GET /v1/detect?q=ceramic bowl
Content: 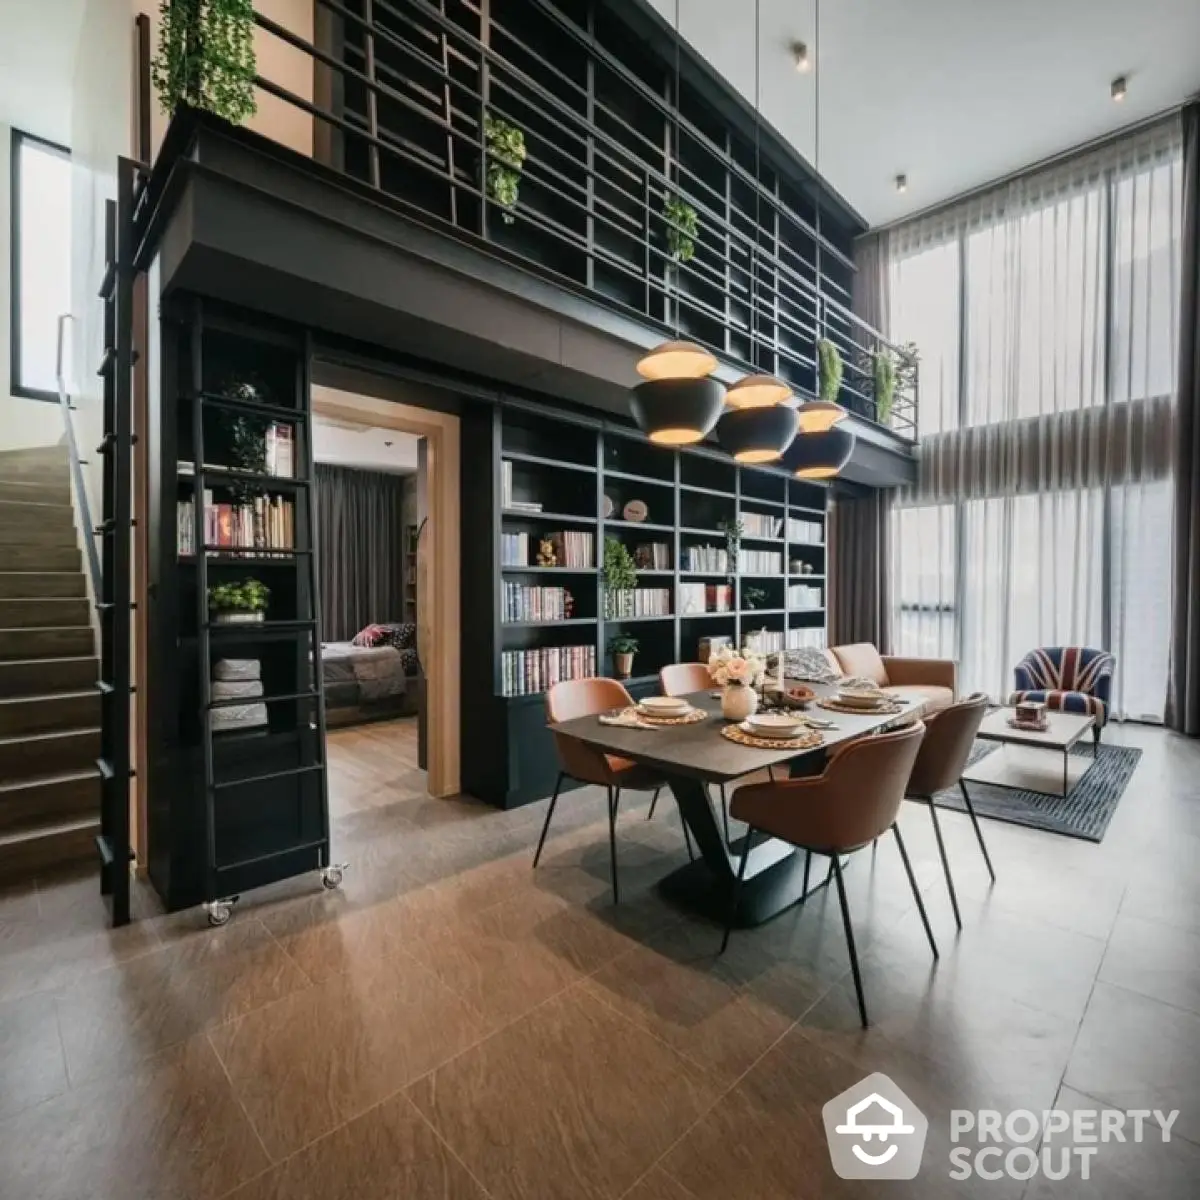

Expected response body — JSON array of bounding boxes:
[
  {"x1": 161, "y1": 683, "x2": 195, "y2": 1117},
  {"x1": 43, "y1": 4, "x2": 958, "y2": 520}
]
[{"x1": 745, "y1": 712, "x2": 804, "y2": 738}]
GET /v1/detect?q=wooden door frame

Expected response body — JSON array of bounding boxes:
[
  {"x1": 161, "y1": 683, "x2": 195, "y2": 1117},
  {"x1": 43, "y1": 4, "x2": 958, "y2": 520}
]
[{"x1": 310, "y1": 385, "x2": 461, "y2": 796}]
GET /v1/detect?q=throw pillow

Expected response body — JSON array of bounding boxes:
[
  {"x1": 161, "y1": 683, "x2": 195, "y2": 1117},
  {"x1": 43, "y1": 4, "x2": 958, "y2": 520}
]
[
  {"x1": 773, "y1": 646, "x2": 840, "y2": 683},
  {"x1": 378, "y1": 622, "x2": 416, "y2": 650},
  {"x1": 351, "y1": 624, "x2": 387, "y2": 648},
  {"x1": 399, "y1": 647, "x2": 420, "y2": 675}
]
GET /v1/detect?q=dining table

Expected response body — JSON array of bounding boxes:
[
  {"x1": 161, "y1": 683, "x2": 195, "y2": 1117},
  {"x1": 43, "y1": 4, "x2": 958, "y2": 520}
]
[{"x1": 547, "y1": 683, "x2": 927, "y2": 927}]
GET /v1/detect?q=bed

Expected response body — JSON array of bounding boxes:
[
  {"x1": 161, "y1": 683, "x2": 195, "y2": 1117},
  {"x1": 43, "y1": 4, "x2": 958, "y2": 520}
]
[{"x1": 321, "y1": 627, "x2": 421, "y2": 727}]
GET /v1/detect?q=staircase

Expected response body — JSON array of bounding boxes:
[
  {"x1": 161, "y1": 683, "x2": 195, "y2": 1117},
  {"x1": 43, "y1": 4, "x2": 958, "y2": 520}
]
[{"x1": 0, "y1": 444, "x2": 100, "y2": 878}]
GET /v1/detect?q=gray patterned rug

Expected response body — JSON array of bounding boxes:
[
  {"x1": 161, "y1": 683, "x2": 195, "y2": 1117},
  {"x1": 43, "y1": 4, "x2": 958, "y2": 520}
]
[{"x1": 934, "y1": 741, "x2": 1141, "y2": 843}]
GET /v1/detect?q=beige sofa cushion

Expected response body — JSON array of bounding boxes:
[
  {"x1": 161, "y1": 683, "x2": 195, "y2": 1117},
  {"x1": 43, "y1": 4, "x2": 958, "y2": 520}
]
[
  {"x1": 886, "y1": 683, "x2": 955, "y2": 715},
  {"x1": 828, "y1": 643, "x2": 889, "y2": 686}
]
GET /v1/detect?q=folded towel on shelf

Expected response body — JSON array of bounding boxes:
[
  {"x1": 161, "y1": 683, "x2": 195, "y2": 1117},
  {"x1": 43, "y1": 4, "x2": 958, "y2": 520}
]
[
  {"x1": 213, "y1": 658, "x2": 262, "y2": 683},
  {"x1": 211, "y1": 703, "x2": 268, "y2": 732},
  {"x1": 211, "y1": 679, "x2": 264, "y2": 701}
]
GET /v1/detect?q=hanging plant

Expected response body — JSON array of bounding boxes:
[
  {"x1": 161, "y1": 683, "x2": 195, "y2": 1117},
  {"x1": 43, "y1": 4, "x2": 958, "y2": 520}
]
[
  {"x1": 817, "y1": 338, "x2": 844, "y2": 405},
  {"x1": 663, "y1": 194, "x2": 698, "y2": 263},
  {"x1": 873, "y1": 350, "x2": 897, "y2": 425},
  {"x1": 151, "y1": 0, "x2": 258, "y2": 125},
  {"x1": 484, "y1": 116, "x2": 527, "y2": 224}
]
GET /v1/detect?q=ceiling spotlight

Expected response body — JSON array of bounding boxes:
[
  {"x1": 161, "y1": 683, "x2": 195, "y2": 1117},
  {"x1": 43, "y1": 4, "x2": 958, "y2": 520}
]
[
  {"x1": 791, "y1": 42, "x2": 810, "y2": 73},
  {"x1": 1111, "y1": 75, "x2": 1127, "y2": 102},
  {"x1": 895, "y1": 173, "x2": 908, "y2": 194}
]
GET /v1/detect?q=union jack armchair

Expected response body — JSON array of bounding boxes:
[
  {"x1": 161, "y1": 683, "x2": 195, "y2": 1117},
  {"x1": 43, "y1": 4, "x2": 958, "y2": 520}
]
[{"x1": 1010, "y1": 646, "x2": 1115, "y2": 744}]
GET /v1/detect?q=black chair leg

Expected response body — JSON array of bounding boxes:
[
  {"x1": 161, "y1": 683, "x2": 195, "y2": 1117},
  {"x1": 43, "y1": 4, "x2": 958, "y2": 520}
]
[
  {"x1": 532, "y1": 772, "x2": 564, "y2": 868},
  {"x1": 606, "y1": 786, "x2": 621, "y2": 904},
  {"x1": 720, "y1": 827, "x2": 754, "y2": 954},
  {"x1": 927, "y1": 799, "x2": 962, "y2": 930},
  {"x1": 958, "y1": 780, "x2": 995, "y2": 882},
  {"x1": 832, "y1": 856, "x2": 869, "y2": 1028},
  {"x1": 1093, "y1": 725, "x2": 1101, "y2": 751},
  {"x1": 893, "y1": 822, "x2": 939, "y2": 960},
  {"x1": 801, "y1": 849, "x2": 812, "y2": 899},
  {"x1": 682, "y1": 817, "x2": 695, "y2": 862},
  {"x1": 719, "y1": 785, "x2": 731, "y2": 846},
  {"x1": 647, "y1": 787, "x2": 661, "y2": 820}
]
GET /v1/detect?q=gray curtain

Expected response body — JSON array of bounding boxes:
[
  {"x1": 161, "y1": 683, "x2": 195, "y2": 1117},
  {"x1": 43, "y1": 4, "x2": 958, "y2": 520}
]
[
  {"x1": 1168, "y1": 103, "x2": 1200, "y2": 736},
  {"x1": 852, "y1": 230, "x2": 892, "y2": 338},
  {"x1": 315, "y1": 463, "x2": 407, "y2": 642},
  {"x1": 829, "y1": 490, "x2": 894, "y2": 652}
]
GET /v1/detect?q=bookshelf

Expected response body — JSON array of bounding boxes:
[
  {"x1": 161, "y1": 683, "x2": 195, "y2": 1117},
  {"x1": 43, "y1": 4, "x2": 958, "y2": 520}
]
[
  {"x1": 461, "y1": 401, "x2": 829, "y2": 808},
  {"x1": 404, "y1": 523, "x2": 419, "y2": 624},
  {"x1": 146, "y1": 300, "x2": 332, "y2": 913}
]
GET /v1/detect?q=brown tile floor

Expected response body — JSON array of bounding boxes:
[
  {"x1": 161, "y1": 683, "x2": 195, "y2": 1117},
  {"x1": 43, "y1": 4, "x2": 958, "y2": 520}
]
[{"x1": 1, "y1": 716, "x2": 1198, "y2": 1198}]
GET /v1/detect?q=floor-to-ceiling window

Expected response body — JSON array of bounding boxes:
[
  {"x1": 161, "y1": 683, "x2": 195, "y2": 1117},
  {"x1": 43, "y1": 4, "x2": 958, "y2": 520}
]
[{"x1": 887, "y1": 118, "x2": 1182, "y2": 720}]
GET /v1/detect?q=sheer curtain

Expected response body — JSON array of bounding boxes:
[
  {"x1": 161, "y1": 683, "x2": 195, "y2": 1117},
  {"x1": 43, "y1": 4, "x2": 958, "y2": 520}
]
[{"x1": 888, "y1": 118, "x2": 1182, "y2": 721}]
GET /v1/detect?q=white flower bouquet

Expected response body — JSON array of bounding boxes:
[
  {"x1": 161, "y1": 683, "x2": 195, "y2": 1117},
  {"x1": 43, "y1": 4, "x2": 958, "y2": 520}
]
[{"x1": 707, "y1": 645, "x2": 767, "y2": 688}]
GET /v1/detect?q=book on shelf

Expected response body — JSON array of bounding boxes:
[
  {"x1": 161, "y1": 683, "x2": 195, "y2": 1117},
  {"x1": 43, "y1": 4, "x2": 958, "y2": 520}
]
[
  {"x1": 787, "y1": 583, "x2": 824, "y2": 609},
  {"x1": 744, "y1": 628, "x2": 785, "y2": 653},
  {"x1": 678, "y1": 582, "x2": 732, "y2": 614},
  {"x1": 604, "y1": 588, "x2": 670, "y2": 619},
  {"x1": 264, "y1": 423, "x2": 294, "y2": 478},
  {"x1": 742, "y1": 512, "x2": 783, "y2": 539},
  {"x1": 177, "y1": 493, "x2": 296, "y2": 557},
  {"x1": 500, "y1": 460, "x2": 543, "y2": 512},
  {"x1": 706, "y1": 584, "x2": 733, "y2": 612},
  {"x1": 500, "y1": 530, "x2": 594, "y2": 568},
  {"x1": 683, "y1": 544, "x2": 729, "y2": 573},
  {"x1": 786, "y1": 516, "x2": 824, "y2": 545},
  {"x1": 738, "y1": 548, "x2": 783, "y2": 575},
  {"x1": 501, "y1": 584, "x2": 574, "y2": 623},
  {"x1": 787, "y1": 626, "x2": 826, "y2": 650},
  {"x1": 501, "y1": 644, "x2": 596, "y2": 697},
  {"x1": 633, "y1": 542, "x2": 671, "y2": 570}
]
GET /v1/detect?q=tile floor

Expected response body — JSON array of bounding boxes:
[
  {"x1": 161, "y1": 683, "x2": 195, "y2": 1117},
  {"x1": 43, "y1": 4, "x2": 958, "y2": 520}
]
[{"x1": 1, "y1": 717, "x2": 1198, "y2": 1198}]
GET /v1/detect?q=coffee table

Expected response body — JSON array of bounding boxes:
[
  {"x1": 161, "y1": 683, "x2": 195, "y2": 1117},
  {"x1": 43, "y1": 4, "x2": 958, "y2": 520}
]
[{"x1": 963, "y1": 708, "x2": 1097, "y2": 798}]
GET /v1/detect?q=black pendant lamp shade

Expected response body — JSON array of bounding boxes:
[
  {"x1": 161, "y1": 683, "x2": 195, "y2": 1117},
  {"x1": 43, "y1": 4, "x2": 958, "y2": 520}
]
[
  {"x1": 782, "y1": 425, "x2": 855, "y2": 478},
  {"x1": 716, "y1": 403, "x2": 799, "y2": 464},
  {"x1": 630, "y1": 377, "x2": 726, "y2": 446}
]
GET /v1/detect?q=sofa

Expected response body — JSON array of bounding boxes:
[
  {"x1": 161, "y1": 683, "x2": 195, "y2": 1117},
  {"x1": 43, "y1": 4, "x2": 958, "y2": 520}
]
[{"x1": 824, "y1": 643, "x2": 957, "y2": 715}]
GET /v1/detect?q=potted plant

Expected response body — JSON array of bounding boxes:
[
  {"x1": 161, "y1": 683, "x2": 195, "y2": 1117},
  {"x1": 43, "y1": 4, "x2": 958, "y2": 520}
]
[
  {"x1": 873, "y1": 350, "x2": 897, "y2": 425},
  {"x1": 707, "y1": 644, "x2": 767, "y2": 721},
  {"x1": 208, "y1": 578, "x2": 270, "y2": 624},
  {"x1": 151, "y1": 0, "x2": 258, "y2": 124},
  {"x1": 663, "y1": 194, "x2": 698, "y2": 263},
  {"x1": 742, "y1": 585, "x2": 767, "y2": 611},
  {"x1": 609, "y1": 633, "x2": 639, "y2": 680},
  {"x1": 484, "y1": 116, "x2": 527, "y2": 224},
  {"x1": 603, "y1": 535, "x2": 638, "y2": 619},
  {"x1": 817, "y1": 338, "x2": 844, "y2": 405},
  {"x1": 716, "y1": 517, "x2": 743, "y2": 585}
]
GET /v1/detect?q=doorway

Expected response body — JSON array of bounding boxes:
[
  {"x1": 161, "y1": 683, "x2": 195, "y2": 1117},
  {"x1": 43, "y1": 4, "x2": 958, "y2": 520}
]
[{"x1": 310, "y1": 380, "x2": 461, "y2": 798}]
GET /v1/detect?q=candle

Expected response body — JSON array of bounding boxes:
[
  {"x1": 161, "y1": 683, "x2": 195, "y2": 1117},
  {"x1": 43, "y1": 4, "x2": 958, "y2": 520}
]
[{"x1": 776, "y1": 648, "x2": 785, "y2": 691}]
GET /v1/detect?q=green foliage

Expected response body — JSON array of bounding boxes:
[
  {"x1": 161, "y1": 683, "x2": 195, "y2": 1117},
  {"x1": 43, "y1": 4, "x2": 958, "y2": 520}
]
[
  {"x1": 663, "y1": 195, "x2": 698, "y2": 263},
  {"x1": 603, "y1": 536, "x2": 639, "y2": 593},
  {"x1": 873, "y1": 351, "x2": 897, "y2": 424},
  {"x1": 817, "y1": 338, "x2": 844, "y2": 404},
  {"x1": 152, "y1": 0, "x2": 258, "y2": 124},
  {"x1": 208, "y1": 578, "x2": 270, "y2": 613},
  {"x1": 225, "y1": 413, "x2": 268, "y2": 474},
  {"x1": 742, "y1": 585, "x2": 767, "y2": 610},
  {"x1": 607, "y1": 633, "x2": 640, "y2": 655},
  {"x1": 895, "y1": 340, "x2": 920, "y2": 402},
  {"x1": 716, "y1": 518, "x2": 743, "y2": 584},
  {"x1": 484, "y1": 117, "x2": 527, "y2": 224}
]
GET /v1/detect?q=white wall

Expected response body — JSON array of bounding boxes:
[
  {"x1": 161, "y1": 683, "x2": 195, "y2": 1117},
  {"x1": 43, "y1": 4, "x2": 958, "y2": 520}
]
[{"x1": 0, "y1": 120, "x2": 69, "y2": 451}]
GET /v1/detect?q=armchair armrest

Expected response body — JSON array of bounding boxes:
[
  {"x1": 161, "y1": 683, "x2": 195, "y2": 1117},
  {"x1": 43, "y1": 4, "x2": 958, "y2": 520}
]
[{"x1": 882, "y1": 655, "x2": 957, "y2": 693}]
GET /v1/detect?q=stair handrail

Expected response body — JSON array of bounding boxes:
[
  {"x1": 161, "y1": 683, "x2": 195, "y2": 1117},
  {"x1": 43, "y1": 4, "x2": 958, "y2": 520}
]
[{"x1": 55, "y1": 313, "x2": 103, "y2": 599}]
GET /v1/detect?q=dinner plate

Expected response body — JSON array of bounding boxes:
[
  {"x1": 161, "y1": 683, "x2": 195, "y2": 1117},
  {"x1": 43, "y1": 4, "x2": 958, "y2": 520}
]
[
  {"x1": 743, "y1": 714, "x2": 805, "y2": 738},
  {"x1": 638, "y1": 696, "x2": 690, "y2": 715}
]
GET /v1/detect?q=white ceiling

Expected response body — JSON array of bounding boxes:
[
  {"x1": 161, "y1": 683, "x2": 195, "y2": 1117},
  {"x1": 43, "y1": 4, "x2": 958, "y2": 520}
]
[
  {"x1": 0, "y1": 0, "x2": 87, "y2": 143},
  {"x1": 313, "y1": 418, "x2": 420, "y2": 475},
  {"x1": 648, "y1": 0, "x2": 1200, "y2": 226}
]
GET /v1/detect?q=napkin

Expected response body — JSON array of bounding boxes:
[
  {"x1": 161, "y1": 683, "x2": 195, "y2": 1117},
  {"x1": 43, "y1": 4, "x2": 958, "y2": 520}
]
[{"x1": 598, "y1": 708, "x2": 659, "y2": 730}]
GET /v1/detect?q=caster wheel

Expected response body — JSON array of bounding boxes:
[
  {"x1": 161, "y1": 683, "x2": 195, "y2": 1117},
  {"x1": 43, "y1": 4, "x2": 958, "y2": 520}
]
[
  {"x1": 206, "y1": 901, "x2": 232, "y2": 927},
  {"x1": 321, "y1": 864, "x2": 346, "y2": 890}
]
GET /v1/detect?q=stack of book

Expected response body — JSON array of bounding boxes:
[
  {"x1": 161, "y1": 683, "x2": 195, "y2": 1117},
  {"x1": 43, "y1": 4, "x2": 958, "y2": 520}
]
[
  {"x1": 787, "y1": 583, "x2": 824, "y2": 610},
  {"x1": 684, "y1": 544, "x2": 728, "y2": 573},
  {"x1": 787, "y1": 626, "x2": 826, "y2": 650},
  {"x1": 502, "y1": 645, "x2": 596, "y2": 697},
  {"x1": 745, "y1": 628, "x2": 785, "y2": 653},
  {"x1": 678, "y1": 582, "x2": 732, "y2": 613},
  {"x1": 502, "y1": 584, "x2": 573, "y2": 623},
  {"x1": 786, "y1": 517, "x2": 824, "y2": 544},
  {"x1": 739, "y1": 548, "x2": 783, "y2": 575},
  {"x1": 177, "y1": 493, "x2": 295, "y2": 556},
  {"x1": 743, "y1": 512, "x2": 783, "y2": 538},
  {"x1": 501, "y1": 531, "x2": 532, "y2": 566},
  {"x1": 501, "y1": 460, "x2": 543, "y2": 513},
  {"x1": 634, "y1": 542, "x2": 670, "y2": 570},
  {"x1": 605, "y1": 588, "x2": 670, "y2": 618},
  {"x1": 549, "y1": 531, "x2": 594, "y2": 567}
]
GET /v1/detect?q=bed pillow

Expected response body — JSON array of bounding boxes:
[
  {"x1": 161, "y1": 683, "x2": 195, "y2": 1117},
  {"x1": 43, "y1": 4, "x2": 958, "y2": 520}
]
[
  {"x1": 377, "y1": 622, "x2": 416, "y2": 650},
  {"x1": 351, "y1": 624, "x2": 387, "y2": 647}
]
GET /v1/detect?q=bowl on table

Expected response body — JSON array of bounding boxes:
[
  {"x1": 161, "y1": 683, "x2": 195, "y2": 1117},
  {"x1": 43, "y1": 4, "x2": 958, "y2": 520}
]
[
  {"x1": 783, "y1": 684, "x2": 816, "y2": 709},
  {"x1": 638, "y1": 695, "x2": 692, "y2": 718},
  {"x1": 744, "y1": 712, "x2": 805, "y2": 739},
  {"x1": 835, "y1": 684, "x2": 891, "y2": 710}
]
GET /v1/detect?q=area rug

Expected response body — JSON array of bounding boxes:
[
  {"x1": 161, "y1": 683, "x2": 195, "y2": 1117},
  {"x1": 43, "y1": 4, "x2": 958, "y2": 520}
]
[{"x1": 933, "y1": 741, "x2": 1142, "y2": 843}]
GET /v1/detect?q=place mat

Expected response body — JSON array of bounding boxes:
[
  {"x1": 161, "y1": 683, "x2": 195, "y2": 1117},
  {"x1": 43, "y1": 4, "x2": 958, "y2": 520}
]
[
  {"x1": 818, "y1": 697, "x2": 906, "y2": 716},
  {"x1": 635, "y1": 706, "x2": 708, "y2": 726},
  {"x1": 720, "y1": 724, "x2": 824, "y2": 751}
]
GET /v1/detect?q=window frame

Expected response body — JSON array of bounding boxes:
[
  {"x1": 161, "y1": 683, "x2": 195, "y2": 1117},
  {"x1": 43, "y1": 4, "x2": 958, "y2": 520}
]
[{"x1": 9, "y1": 127, "x2": 72, "y2": 403}]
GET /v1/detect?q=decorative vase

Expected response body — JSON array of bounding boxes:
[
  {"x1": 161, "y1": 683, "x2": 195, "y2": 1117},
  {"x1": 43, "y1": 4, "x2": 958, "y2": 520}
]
[
  {"x1": 614, "y1": 651, "x2": 634, "y2": 679},
  {"x1": 213, "y1": 610, "x2": 265, "y2": 625},
  {"x1": 721, "y1": 682, "x2": 758, "y2": 722}
]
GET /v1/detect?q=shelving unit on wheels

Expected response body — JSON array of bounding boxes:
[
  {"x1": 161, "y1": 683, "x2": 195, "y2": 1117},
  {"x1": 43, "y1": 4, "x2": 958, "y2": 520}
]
[
  {"x1": 148, "y1": 298, "x2": 343, "y2": 922},
  {"x1": 461, "y1": 400, "x2": 829, "y2": 809}
]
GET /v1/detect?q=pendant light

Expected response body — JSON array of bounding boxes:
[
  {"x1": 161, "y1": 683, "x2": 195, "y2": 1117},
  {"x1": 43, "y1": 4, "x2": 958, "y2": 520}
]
[
  {"x1": 716, "y1": 0, "x2": 797, "y2": 462},
  {"x1": 793, "y1": 0, "x2": 849, "y2": 445},
  {"x1": 627, "y1": 0, "x2": 724, "y2": 445},
  {"x1": 782, "y1": 424, "x2": 855, "y2": 478}
]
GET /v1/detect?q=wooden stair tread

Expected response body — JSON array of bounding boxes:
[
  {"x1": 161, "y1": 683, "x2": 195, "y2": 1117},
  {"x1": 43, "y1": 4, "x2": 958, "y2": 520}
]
[
  {"x1": 0, "y1": 625, "x2": 93, "y2": 634},
  {"x1": 0, "y1": 817, "x2": 99, "y2": 849},
  {"x1": 0, "y1": 689, "x2": 99, "y2": 705},
  {"x1": 0, "y1": 766, "x2": 100, "y2": 793},
  {"x1": 0, "y1": 725, "x2": 101, "y2": 746},
  {"x1": 0, "y1": 655, "x2": 96, "y2": 667}
]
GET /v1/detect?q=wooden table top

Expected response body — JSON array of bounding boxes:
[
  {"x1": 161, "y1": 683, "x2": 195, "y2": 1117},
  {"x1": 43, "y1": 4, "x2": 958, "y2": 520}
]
[{"x1": 548, "y1": 686, "x2": 927, "y2": 784}]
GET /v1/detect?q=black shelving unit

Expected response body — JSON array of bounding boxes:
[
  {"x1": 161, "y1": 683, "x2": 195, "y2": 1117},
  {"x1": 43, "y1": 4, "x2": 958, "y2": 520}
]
[
  {"x1": 461, "y1": 399, "x2": 828, "y2": 808},
  {"x1": 146, "y1": 300, "x2": 339, "y2": 917}
]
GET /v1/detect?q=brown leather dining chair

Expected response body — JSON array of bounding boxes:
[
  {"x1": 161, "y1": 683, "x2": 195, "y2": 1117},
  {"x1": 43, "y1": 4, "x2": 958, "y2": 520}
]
[
  {"x1": 721, "y1": 722, "x2": 937, "y2": 1027},
  {"x1": 537, "y1": 677, "x2": 677, "y2": 903},
  {"x1": 904, "y1": 692, "x2": 995, "y2": 931}
]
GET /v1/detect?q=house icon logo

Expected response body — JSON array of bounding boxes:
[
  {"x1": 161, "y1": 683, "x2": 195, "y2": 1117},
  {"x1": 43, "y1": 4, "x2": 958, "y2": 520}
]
[{"x1": 822, "y1": 1073, "x2": 928, "y2": 1180}]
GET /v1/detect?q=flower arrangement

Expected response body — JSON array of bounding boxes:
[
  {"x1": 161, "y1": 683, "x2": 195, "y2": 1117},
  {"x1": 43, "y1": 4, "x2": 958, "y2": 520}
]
[{"x1": 707, "y1": 645, "x2": 766, "y2": 689}]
